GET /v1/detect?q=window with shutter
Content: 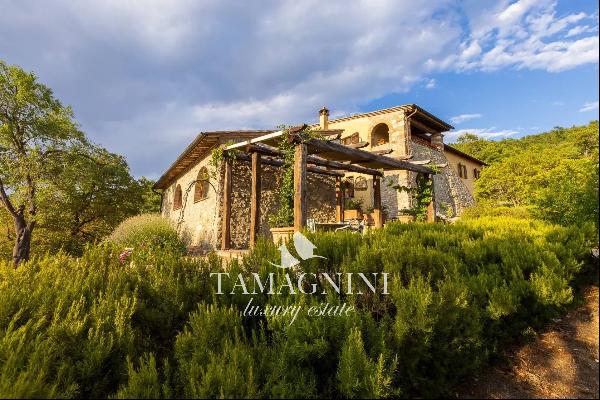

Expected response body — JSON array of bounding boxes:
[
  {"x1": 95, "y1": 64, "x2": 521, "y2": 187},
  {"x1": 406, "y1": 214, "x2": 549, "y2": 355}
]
[
  {"x1": 173, "y1": 184, "x2": 183, "y2": 210},
  {"x1": 194, "y1": 167, "x2": 210, "y2": 202}
]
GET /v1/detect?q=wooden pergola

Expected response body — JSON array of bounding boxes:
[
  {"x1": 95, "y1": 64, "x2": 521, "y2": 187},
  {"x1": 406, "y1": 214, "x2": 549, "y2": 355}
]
[{"x1": 219, "y1": 127, "x2": 435, "y2": 250}]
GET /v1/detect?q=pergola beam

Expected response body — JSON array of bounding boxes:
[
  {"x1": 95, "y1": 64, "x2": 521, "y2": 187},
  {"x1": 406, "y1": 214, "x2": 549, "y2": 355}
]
[
  {"x1": 346, "y1": 141, "x2": 369, "y2": 149},
  {"x1": 300, "y1": 138, "x2": 434, "y2": 174},
  {"x1": 224, "y1": 129, "x2": 433, "y2": 174},
  {"x1": 234, "y1": 152, "x2": 344, "y2": 177},
  {"x1": 241, "y1": 144, "x2": 384, "y2": 176},
  {"x1": 309, "y1": 156, "x2": 384, "y2": 177}
]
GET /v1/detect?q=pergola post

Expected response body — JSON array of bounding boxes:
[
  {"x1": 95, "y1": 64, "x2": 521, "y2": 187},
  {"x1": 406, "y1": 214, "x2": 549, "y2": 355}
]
[
  {"x1": 221, "y1": 158, "x2": 232, "y2": 250},
  {"x1": 294, "y1": 143, "x2": 307, "y2": 231},
  {"x1": 335, "y1": 176, "x2": 345, "y2": 222},
  {"x1": 250, "y1": 152, "x2": 261, "y2": 247},
  {"x1": 373, "y1": 175, "x2": 383, "y2": 228}
]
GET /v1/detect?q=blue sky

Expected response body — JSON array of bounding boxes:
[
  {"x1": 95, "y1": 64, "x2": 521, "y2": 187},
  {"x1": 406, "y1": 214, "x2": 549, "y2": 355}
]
[{"x1": 0, "y1": 0, "x2": 598, "y2": 178}]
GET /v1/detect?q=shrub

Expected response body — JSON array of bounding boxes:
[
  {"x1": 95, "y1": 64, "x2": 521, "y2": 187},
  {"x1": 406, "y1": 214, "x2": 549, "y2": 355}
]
[
  {"x1": 106, "y1": 214, "x2": 185, "y2": 254},
  {"x1": 0, "y1": 215, "x2": 595, "y2": 398},
  {"x1": 114, "y1": 354, "x2": 164, "y2": 399},
  {"x1": 461, "y1": 202, "x2": 532, "y2": 219},
  {"x1": 0, "y1": 243, "x2": 219, "y2": 398}
]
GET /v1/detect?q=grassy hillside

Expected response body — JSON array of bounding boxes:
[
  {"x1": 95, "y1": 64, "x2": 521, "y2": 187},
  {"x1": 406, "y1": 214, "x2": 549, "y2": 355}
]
[{"x1": 452, "y1": 122, "x2": 599, "y2": 229}]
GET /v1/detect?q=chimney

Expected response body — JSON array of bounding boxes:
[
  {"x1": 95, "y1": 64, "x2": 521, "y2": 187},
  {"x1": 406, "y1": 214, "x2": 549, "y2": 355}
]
[
  {"x1": 319, "y1": 106, "x2": 329, "y2": 130},
  {"x1": 431, "y1": 132, "x2": 444, "y2": 151}
]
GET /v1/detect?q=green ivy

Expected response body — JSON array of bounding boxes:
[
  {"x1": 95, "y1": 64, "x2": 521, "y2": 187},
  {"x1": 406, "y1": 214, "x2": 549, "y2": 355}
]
[
  {"x1": 268, "y1": 126, "x2": 324, "y2": 228},
  {"x1": 391, "y1": 171, "x2": 436, "y2": 222},
  {"x1": 208, "y1": 141, "x2": 237, "y2": 180}
]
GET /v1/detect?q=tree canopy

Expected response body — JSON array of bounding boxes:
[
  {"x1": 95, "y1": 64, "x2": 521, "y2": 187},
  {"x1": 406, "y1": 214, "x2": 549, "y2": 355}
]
[
  {"x1": 0, "y1": 60, "x2": 160, "y2": 262},
  {"x1": 453, "y1": 122, "x2": 599, "y2": 228}
]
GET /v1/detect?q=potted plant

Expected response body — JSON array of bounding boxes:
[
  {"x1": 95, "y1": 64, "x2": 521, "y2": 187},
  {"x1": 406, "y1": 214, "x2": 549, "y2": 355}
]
[
  {"x1": 397, "y1": 209, "x2": 416, "y2": 223},
  {"x1": 363, "y1": 205, "x2": 387, "y2": 225},
  {"x1": 344, "y1": 199, "x2": 363, "y2": 220},
  {"x1": 269, "y1": 203, "x2": 295, "y2": 244}
]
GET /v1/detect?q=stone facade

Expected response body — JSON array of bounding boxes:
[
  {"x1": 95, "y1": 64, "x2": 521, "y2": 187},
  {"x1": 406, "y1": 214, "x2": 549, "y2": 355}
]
[
  {"x1": 161, "y1": 155, "x2": 220, "y2": 249},
  {"x1": 325, "y1": 106, "x2": 482, "y2": 221},
  {"x1": 444, "y1": 149, "x2": 482, "y2": 196},
  {"x1": 158, "y1": 105, "x2": 485, "y2": 249},
  {"x1": 161, "y1": 152, "x2": 337, "y2": 250},
  {"x1": 225, "y1": 161, "x2": 336, "y2": 249},
  {"x1": 410, "y1": 140, "x2": 474, "y2": 217}
]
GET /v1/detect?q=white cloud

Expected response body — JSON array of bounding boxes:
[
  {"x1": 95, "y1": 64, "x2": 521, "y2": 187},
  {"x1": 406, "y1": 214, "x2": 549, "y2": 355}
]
[
  {"x1": 438, "y1": 0, "x2": 600, "y2": 73},
  {"x1": 566, "y1": 25, "x2": 597, "y2": 37},
  {"x1": 0, "y1": 0, "x2": 597, "y2": 176},
  {"x1": 579, "y1": 101, "x2": 599, "y2": 112},
  {"x1": 450, "y1": 113, "x2": 483, "y2": 124},
  {"x1": 446, "y1": 127, "x2": 519, "y2": 143}
]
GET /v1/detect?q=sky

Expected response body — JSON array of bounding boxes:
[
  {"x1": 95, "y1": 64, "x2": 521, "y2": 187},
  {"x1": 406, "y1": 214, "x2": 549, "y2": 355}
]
[{"x1": 0, "y1": 0, "x2": 598, "y2": 178}]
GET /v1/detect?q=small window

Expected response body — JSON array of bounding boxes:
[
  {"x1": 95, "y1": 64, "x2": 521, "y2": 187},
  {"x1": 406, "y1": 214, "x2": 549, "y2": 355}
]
[
  {"x1": 354, "y1": 176, "x2": 368, "y2": 191},
  {"x1": 473, "y1": 168, "x2": 480, "y2": 179},
  {"x1": 458, "y1": 163, "x2": 468, "y2": 179},
  {"x1": 194, "y1": 167, "x2": 210, "y2": 202},
  {"x1": 173, "y1": 184, "x2": 183, "y2": 210},
  {"x1": 342, "y1": 132, "x2": 360, "y2": 146}
]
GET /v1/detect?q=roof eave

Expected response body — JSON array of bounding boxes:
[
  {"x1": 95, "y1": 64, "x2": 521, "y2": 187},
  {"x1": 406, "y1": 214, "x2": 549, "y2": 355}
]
[{"x1": 444, "y1": 144, "x2": 488, "y2": 166}]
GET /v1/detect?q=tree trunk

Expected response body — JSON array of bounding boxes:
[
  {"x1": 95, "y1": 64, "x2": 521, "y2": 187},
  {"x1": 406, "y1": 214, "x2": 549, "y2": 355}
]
[{"x1": 12, "y1": 213, "x2": 34, "y2": 268}]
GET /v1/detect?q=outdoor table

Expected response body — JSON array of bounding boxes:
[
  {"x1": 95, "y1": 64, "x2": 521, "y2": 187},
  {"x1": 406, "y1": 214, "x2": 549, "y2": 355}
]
[{"x1": 314, "y1": 222, "x2": 351, "y2": 231}]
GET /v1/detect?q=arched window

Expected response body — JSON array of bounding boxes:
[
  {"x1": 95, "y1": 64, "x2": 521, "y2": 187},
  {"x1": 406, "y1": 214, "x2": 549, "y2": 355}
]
[
  {"x1": 371, "y1": 123, "x2": 390, "y2": 146},
  {"x1": 194, "y1": 167, "x2": 210, "y2": 202},
  {"x1": 173, "y1": 184, "x2": 183, "y2": 210}
]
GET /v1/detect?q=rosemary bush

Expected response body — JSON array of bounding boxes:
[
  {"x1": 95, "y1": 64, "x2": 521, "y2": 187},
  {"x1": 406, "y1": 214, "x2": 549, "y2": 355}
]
[{"x1": 0, "y1": 215, "x2": 595, "y2": 398}]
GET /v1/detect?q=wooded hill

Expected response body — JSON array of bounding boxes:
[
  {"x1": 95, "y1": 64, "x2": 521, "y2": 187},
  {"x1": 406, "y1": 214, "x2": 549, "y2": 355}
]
[{"x1": 452, "y1": 121, "x2": 599, "y2": 229}]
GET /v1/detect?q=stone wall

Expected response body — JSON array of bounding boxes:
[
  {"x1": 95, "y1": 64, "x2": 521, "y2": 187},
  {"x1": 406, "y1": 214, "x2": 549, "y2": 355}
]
[
  {"x1": 410, "y1": 140, "x2": 475, "y2": 217},
  {"x1": 226, "y1": 161, "x2": 336, "y2": 249},
  {"x1": 381, "y1": 174, "x2": 400, "y2": 219}
]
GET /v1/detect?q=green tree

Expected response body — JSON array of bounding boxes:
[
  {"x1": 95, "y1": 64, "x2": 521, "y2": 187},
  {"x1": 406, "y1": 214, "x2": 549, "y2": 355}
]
[
  {"x1": 136, "y1": 177, "x2": 162, "y2": 214},
  {"x1": 0, "y1": 60, "x2": 84, "y2": 265},
  {"x1": 36, "y1": 145, "x2": 146, "y2": 255},
  {"x1": 459, "y1": 121, "x2": 599, "y2": 229},
  {"x1": 456, "y1": 132, "x2": 481, "y2": 144}
]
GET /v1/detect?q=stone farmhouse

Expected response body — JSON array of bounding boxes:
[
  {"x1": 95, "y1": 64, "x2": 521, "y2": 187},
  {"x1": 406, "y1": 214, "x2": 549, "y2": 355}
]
[{"x1": 153, "y1": 104, "x2": 486, "y2": 251}]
